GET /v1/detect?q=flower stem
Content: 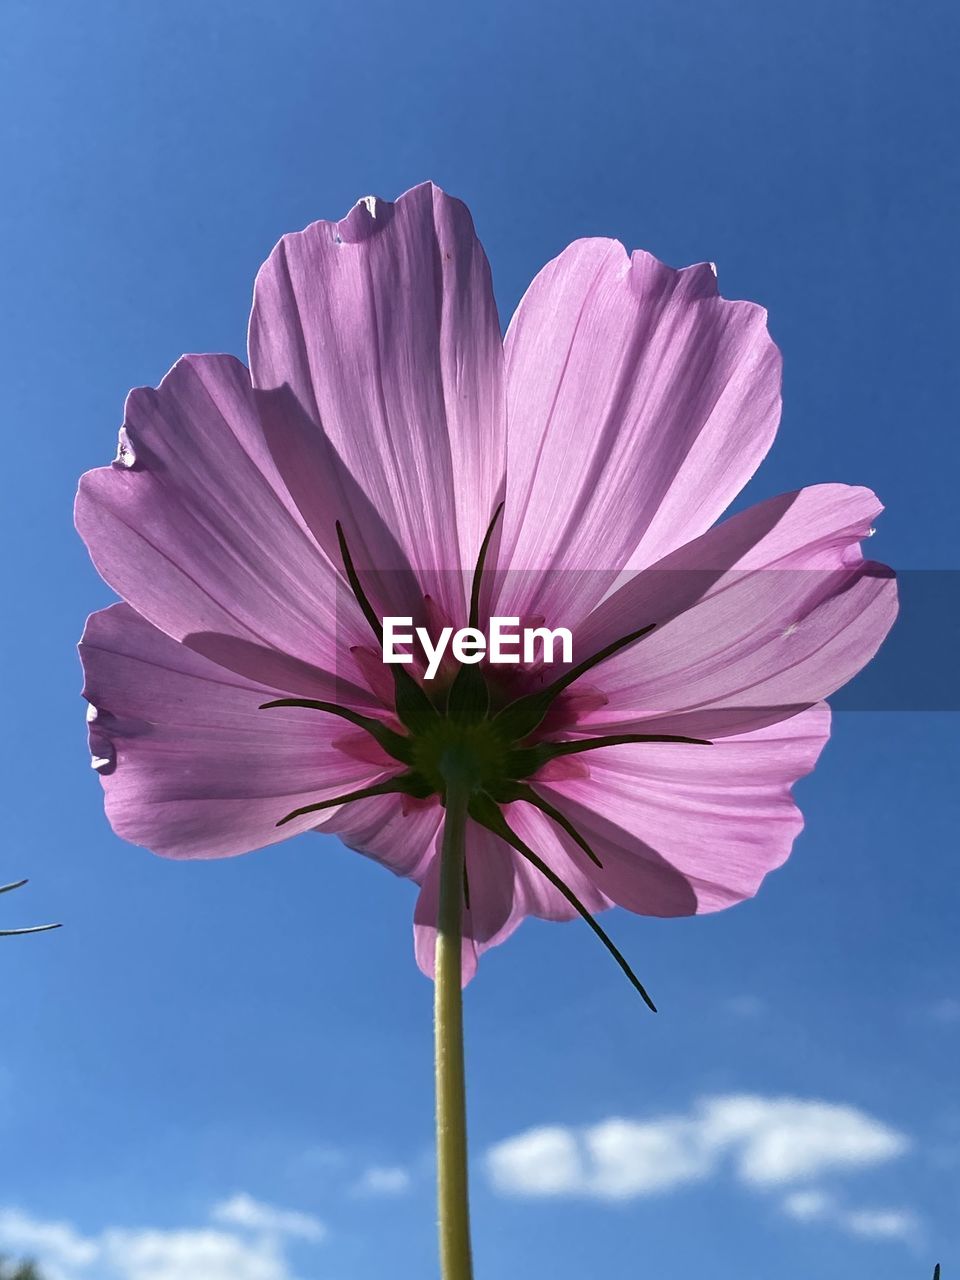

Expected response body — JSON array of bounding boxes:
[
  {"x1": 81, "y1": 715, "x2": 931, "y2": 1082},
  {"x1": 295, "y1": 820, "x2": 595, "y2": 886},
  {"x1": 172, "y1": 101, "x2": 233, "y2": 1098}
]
[{"x1": 435, "y1": 770, "x2": 474, "y2": 1280}]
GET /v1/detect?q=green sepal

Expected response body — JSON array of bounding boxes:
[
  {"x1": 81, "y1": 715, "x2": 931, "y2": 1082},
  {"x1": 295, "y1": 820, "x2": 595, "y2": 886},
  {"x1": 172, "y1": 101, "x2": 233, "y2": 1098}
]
[
  {"x1": 1, "y1": 924, "x2": 61, "y2": 936},
  {"x1": 259, "y1": 698, "x2": 414, "y2": 765},
  {"x1": 276, "y1": 771, "x2": 432, "y2": 827},
  {"x1": 445, "y1": 664, "x2": 490, "y2": 725},
  {"x1": 492, "y1": 782, "x2": 603, "y2": 867},
  {"x1": 392, "y1": 670, "x2": 442, "y2": 735},
  {"x1": 502, "y1": 731, "x2": 710, "y2": 781},
  {"x1": 468, "y1": 792, "x2": 656, "y2": 1011},
  {"x1": 539, "y1": 732, "x2": 711, "y2": 758},
  {"x1": 334, "y1": 520, "x2": 439, "y2": 736},
  {"x1": 493, "y1": 622, "x2": 657, "y2": 740},
  {"x1": 469, "y1": 500, "x2": 504, "y2": 630},
  {"x1": 441, "y1": 500, "x2": 504, "y2": 726}
]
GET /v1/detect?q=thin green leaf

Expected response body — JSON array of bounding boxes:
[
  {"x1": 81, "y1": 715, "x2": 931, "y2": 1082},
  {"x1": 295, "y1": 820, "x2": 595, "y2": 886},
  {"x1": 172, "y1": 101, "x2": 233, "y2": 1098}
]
[
  {"x1": 335, "y1": 521, "x2": 438, "y2": 733},
  {"x1": 497, "y1": 783, "x2": 603, "y2": 868},
  {"x1": 259, "y1": 698, "x2": 413, "y2": 764},
  {"x1": 0, "y1": 923, "x2": 61, "y2": 937},
  {"x1": 276, "y1": 773, "x2": 428, "y2": 827},
  {"x1": 469, "y1": 793, "x2": 656, "y2": 1011},
  {"x1": 493, "y1": 622, "x2": 656, "y2": 740},
  {"x1": 544, "y1": 733, "x2": 711, "y2": 757},
  {"x1": 469, "y1": 500, "x2": 505, "y2": 630}
]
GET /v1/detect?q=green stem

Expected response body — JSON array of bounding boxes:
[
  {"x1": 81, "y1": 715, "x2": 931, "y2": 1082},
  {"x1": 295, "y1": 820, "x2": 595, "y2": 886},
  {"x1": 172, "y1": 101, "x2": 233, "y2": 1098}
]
[{"x1": 435, "y1": 771, "x2": 474, "y2": 1280}]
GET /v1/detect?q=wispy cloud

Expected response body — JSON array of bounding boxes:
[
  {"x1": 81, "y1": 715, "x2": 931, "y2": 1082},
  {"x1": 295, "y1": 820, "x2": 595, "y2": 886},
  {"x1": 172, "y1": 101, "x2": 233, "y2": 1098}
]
[
  {"x1": 780, "y1": 1189, "x2": 833, "y2": 1222},
  {"x1": 486, "y1": 1093, "x2": 909, "y2": 1206},
  {"x1": 350, "y1": 1166, "x2": 413, "y2": 1197},
  {"x1": 782, "y1": 1189, "x2": 919, "y2": 1241},
  {"x1": 844, "y1": 1208, "x2": 920, "y2": 1240},
  {"x1": 101, "y1": 1227, "x2": 290, "y2": 1280},
  {"x1": 705, "y1": 1094, "x2": 908, "y2": 1186},
  {"x1": 0, "y1": 1208, "x2": 99, "y2": 1272},
  {"x1": 211, "y1": 1193, "x2": 326, "y2": 1241},
  {"x1": 0, "y1": 1194, "x2": 326, "y2": 1280}
]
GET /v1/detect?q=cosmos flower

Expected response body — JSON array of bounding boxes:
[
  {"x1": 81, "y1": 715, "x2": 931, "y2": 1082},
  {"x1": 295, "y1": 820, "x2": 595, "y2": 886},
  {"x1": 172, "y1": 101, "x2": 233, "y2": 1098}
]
[{"x1": 76, "y1": 182, "x2": 896, "y2": 990}]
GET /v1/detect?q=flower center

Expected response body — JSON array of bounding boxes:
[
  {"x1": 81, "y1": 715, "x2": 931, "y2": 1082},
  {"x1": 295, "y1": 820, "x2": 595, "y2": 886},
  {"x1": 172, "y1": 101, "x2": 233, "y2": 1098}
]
[
  {"x1": 409, "y1": 713, "x2": 512, "y2": 798},
  {"x1": 258, "y1": 504, "x2": 712, "y2": 1010}
]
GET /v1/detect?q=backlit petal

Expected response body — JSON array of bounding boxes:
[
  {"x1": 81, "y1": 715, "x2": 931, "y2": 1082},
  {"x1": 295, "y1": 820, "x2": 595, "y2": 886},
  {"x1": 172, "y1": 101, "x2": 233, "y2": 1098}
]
[
  {"x1": 81, "y1": 604, "x2": 384, "y2": 859},
  {"x1": 75, "y1": 354, "x2": 374, "y2": 707},
  {"x1": 498, "y1": 240, "x2": 780, "y2": 625},
  {"x1": 574, "y1": 485, "x2": 897, "y2": 728},
  {"x1": 537, "y1": 704, "x2": 831, "y2": 915},
  {"x1": 250, "y1": 182, "x2": 506, "y2": 621}
]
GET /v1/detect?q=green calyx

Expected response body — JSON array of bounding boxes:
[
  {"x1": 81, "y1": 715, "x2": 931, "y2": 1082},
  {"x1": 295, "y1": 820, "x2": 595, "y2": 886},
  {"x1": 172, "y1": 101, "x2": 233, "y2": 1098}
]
[{"x1": 410, "y1": 713, "x2": 514, "y2": 798}]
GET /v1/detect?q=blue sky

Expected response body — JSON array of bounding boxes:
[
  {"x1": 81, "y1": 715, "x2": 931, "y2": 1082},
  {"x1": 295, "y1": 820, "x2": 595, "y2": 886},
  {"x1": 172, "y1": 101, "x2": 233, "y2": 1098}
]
[{"x1": 1, "y1": 1, "x2": 957, "y2": 1277}]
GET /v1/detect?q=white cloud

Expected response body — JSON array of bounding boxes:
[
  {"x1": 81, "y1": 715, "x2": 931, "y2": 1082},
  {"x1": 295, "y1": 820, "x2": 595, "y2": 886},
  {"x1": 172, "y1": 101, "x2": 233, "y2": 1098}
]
[
  {"x1": 350, "y1": 1166, "x2": 413, "y2": 1197},
  {"x1": 486, "y1": 1128, "x2": 584, "y2": 1198},
  {"x1": 781, "y1": 1189, "x2": 918, "y2": 1241},
  {"x1": 700, "y1": 1095, "x2": 908, "y2": 1187},
  {"x1": 781, "y1": 1189, "x2": 833, "y2": 1222},
  {"x1": 487, "y1": 1114, "x2": 711, "y2": 1201},
  {"x1": 211, "y1": 1193, "x2": 325, "y2": 1241},
  {"x1": 101, "y1": 1227, "x2": 289, "y2": 1280},
  {"x1": 584, "y1": 1118, "x2": 712, "y2": 1198},
  {"x1": 0, "y1": 1194, "x2": 326, "y2": 1280},
  {"x1": 844, "y1": 1208, "x2": 919, "y2": 1240},
  {"x1": 486, "y1": 1093, "x2": 909, "y2": 1203},
  {"x1": 0, "y1": 1208, "x2": 98, "y2": 1270}
]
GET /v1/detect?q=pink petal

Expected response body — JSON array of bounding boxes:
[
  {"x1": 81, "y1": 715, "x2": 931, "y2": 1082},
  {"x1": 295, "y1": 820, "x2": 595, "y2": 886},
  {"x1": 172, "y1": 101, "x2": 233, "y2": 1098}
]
[
  {"x1": 249, "y1": 182, "x2": 506, "y2": 622},
  {"x1": 253, "y1": 381, "x2": 432, "y2": 631},
  {"x1": 412, "y1": 820, "x2": 523, "y2": 985},
  {"x1": 537, "y1": 703, "x2": 831, "y2": 915},
  {"x1": 573, "y1": 485, "x2": 897, "y2": 728},
  {"x1": 497, "y1": 240, "x2": 781, "y2": 625},
  {"x1": 75, "y1": 353, "x2": 374, "y2": 707},
  {"x1": 505, "y1": 802, "x2": 616, "y2": 919},
  {"x1": 410, "y1": 805, "x2": 644, "y2": 982},
  {"x1": 414, "y1": 851, "x2": 478, "y2": 986},
  {"x1": 327, "y1": 793, "x2": 442, "y2": 882},
  {"x1": 81, "y1": 604, "x2": 386, "y2": 859}
]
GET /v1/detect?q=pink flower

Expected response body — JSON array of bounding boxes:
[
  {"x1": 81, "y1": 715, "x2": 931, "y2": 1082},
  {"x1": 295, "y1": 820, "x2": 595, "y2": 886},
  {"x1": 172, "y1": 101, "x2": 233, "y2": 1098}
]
[{"x1": 76, "y1": 182, "x2": 896, "y2": 989}]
